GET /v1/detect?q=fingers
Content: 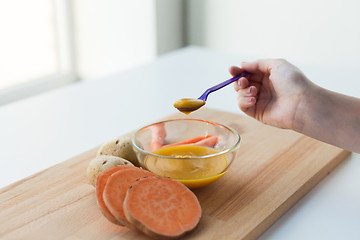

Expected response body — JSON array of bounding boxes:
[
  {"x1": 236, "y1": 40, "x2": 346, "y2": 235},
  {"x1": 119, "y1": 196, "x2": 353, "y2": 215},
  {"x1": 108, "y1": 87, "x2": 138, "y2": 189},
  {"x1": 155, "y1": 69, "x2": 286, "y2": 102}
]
[
  {"x1": 237, "y1": 96, "x2": 256, "y2": 111},
  {"x1": 233, "y1": 76, "x2": 258, "y2": 96},
  {"x1": 237, "y1": 85, "x2": 258, "y2": 98},
  {"x1": 230, "y1": 59, "x2": 273, "y2": 116},
  {"x1": 230, "y1": 59, "x2": 273, "y2": 85},
  {"x1": 233, "y1": 77, "x2": 249, "y2": 91},
  {"x1": 229, "y1": 66, "x2": 243, "y2": 77},
  {"x1": 237, "y1": 94, "x2": 256, "y2": 116},
  {"x1": 241, "y1": 59, "x2": 275, "y2": 74},
  {"x1": 235, "y1": 82, "x2": 258, "y2": 114},
  {"x1": 241, "y1": 58, "x2": 294, "y2": 76},
  {"x1": 231, "y1": 59, "x2": 278, "y2": 76}
]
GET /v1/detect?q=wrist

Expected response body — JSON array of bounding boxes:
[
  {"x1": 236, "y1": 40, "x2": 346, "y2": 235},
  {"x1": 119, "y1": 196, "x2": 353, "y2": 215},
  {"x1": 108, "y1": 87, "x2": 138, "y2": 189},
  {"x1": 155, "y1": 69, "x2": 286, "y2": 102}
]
[{"x1": 291, "y1": 80, "x2": 320, "y2": 133}]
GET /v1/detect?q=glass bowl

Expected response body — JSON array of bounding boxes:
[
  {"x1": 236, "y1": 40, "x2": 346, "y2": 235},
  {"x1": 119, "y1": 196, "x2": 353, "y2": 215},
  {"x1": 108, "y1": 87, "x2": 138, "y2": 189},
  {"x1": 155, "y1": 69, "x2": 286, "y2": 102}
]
[{"x1": 132, "y1": 119, "x2": 240, "y2": 189}]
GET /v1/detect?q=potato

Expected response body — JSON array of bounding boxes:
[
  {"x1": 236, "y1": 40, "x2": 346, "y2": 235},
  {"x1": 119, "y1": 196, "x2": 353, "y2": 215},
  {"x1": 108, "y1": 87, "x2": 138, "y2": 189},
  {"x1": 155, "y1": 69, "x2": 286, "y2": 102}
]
[
  {"x1": 97, "y1": 136, "x2": 140, "y2": 167},
  {"x1": 87, "y1": 155, "x2": 133, "y2": 186}
]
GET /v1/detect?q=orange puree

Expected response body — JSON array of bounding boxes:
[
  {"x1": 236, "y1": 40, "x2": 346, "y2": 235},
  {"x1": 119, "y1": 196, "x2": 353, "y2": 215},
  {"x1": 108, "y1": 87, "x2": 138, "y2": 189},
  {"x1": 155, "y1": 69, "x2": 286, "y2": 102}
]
[
  {"x1": 173, "y1": 98, "x2": 206, "y2": 115},
  {"x1": 145, "y1": 145, "x2": 228, "y2": 188}
]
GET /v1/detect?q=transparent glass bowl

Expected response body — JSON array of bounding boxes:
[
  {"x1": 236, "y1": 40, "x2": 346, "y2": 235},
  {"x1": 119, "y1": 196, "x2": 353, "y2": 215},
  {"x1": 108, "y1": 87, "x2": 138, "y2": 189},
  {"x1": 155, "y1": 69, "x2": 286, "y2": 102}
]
[{"x1": 132, "y1": 119, "x2": 240, "y2": 189}]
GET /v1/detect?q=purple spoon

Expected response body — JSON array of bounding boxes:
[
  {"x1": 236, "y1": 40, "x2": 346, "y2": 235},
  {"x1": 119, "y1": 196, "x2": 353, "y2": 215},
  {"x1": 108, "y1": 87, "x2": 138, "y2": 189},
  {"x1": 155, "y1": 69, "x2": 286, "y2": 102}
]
[{"x1": 174, "y1": 71, "x2": 250, "y2": 114}]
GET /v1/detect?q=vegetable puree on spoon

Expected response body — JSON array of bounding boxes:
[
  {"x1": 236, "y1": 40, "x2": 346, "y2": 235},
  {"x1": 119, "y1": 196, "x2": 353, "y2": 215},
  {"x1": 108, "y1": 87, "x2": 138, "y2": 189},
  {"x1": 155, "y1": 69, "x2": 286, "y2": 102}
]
[{"x1": 174, "y1": 72, "x2": 249, "y2": 114}]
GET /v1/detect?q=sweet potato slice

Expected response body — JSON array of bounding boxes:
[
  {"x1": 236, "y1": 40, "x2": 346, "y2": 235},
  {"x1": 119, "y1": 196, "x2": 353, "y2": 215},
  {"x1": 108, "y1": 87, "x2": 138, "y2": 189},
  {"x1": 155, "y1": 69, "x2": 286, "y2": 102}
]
[
  {"x1": 161, "y1": 134, "x2": 213, "y2": 149},
  {"x1": 191, "y1": 135, "x2": 218, "y2": 148},
  {"x1": 103, "y1": 167, "x2": 157, "y2": 226},
  {"x1": 123, "y1": 177, "x2": 202, "y2": 239},
  {"x1": 150, "y1": 123, "x2": 166, "y2": 151},
  {"x1": 95, "y1": 165, "x2": 133, "y2": 224}
]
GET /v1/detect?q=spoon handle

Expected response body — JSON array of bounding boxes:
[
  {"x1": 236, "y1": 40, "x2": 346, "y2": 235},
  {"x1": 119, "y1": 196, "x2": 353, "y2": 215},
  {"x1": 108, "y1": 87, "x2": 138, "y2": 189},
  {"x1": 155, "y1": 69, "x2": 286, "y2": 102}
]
[{"x1": 198, "y1": 72, "x2": 250, "y2": 101}]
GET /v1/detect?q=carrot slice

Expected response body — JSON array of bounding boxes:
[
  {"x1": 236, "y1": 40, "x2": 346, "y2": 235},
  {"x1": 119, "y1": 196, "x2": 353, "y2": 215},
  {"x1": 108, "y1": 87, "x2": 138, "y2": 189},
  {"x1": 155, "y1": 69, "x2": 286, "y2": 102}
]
[
  {"x1": 191, "y1": 135, "x2": 218, "y2": 148},
  {"x1": 150, "y1": 123, "x2": 167, "y2": 151},
  {"x1": 161, "y1": 134, "x2": 213, "y2": 149},
  {"x1": 123, "y1": 177, "x2": 202, "y2": 239},
  {"x1": 103, "y1": 166, "x2": 157, "y2": 226},
  {"x1": 95, "y1": 165, "x2": 133, "y2": 225}
]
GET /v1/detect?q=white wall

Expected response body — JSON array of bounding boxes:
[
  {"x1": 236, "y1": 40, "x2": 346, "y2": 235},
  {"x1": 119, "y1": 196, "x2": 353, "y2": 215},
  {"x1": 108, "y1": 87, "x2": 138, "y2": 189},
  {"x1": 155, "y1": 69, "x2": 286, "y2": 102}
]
[
  {"x1": 73, "y1": 0, "x2": 185, "y2": 81},
  {"x1": 186, "y1": 0, "x2": 360, "y2": 70},
  {"x1": 73, "y1": 0, "x2": 157, "y2": 80},
  {"x1": 155, "y1": 0, "x2": 185, "y2": 55}
]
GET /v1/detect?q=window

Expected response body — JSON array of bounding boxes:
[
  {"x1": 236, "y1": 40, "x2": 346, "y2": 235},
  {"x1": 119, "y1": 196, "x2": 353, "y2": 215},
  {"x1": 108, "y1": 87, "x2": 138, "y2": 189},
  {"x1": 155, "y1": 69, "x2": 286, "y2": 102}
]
[
  {"x1": 0, "y1": 0, "x2": 185, "y2": 106},
  {"x1": 0, "y1": 0, "x2": 76, "y2": 105}
]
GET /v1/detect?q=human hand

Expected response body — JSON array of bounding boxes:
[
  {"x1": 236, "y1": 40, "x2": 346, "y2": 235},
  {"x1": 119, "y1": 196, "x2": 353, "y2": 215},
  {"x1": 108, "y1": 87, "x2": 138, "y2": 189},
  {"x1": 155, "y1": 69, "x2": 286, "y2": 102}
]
[{"x1": 231, "y1": 59, "x2": 313, "y2": 130}]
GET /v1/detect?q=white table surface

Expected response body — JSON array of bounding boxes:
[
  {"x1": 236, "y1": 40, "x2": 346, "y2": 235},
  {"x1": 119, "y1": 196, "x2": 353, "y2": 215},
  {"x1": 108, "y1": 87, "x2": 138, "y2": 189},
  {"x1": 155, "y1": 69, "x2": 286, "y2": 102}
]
[{"x1": 1, "y1": 46, "x2": 359, "y2": 239}]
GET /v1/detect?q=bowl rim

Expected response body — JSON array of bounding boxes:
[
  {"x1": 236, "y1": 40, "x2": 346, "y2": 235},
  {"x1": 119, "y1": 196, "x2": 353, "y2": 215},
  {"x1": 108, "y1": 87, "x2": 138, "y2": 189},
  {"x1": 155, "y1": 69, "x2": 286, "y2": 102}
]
[{"x1": 131, "y1": 118, "x2": 241, "y2": 160}]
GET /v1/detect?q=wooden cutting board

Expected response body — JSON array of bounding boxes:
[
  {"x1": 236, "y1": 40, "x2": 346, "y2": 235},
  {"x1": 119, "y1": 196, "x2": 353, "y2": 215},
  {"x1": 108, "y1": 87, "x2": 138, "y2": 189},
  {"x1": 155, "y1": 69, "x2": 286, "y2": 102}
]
[{"x1": 0, "y1": 108, "x2": 350, "y2": 240}]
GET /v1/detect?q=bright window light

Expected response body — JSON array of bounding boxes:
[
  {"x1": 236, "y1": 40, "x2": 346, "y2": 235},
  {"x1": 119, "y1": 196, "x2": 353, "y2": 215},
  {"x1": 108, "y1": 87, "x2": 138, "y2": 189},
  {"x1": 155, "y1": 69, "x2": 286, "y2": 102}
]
[{"x1": 0, "y1": 0, "x2": 58, "y2": 90}]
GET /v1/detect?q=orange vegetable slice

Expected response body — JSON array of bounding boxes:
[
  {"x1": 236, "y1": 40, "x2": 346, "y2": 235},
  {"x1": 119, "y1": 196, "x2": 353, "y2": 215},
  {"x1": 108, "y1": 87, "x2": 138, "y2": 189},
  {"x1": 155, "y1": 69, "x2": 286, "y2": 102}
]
[
  {"x1": 102, "y1": 166, "x2": 157, "y2": 226},
  {"x1": 161, "y1": 134, "x2": 213, "y2": 148},
  {"x1": 123, "y1": 177, "x2": 202, "y2": 238},
  {"x1": 95, "y1": 165, "x2": 133, "y2": 224},
  {"x1": 191, "y1": 135, "x2": 218, "y2": 148}
]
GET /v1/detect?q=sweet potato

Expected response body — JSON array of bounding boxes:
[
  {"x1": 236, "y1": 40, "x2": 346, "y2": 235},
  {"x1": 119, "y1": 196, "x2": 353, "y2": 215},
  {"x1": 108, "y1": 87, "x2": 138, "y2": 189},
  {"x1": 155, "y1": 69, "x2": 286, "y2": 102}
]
[
  {"x1": 103, "y1": 166, "x2": 157, "y2": 226},
  {"x1": 191, "y1": 135, "x2": 218, "y2": 148},
  {"x1": 123, "y1": 177, "x2": 202, "y2": 239},
  {"x1": 150, "y1": 123, "x2": 166, "y2": 151},
  {"x1": 95, "y1": 165, "x2": 134, "y2": 224},
  {"x1": 97, "y1": 136, "x2": 140, "y2": 167},
  {"x1": 88, "y1": 155, "x2": 133, "y2": 186},
  {"x1": 161, "y1": 134, "x2": 213, "y2": 149}
]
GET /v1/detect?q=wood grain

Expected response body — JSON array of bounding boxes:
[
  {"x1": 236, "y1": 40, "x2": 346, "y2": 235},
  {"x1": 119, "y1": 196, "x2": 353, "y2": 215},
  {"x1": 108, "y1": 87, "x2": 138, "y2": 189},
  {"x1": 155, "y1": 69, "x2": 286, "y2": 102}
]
[{"x1": 0, "y1": 108, "x2": 350, "y2": 240}]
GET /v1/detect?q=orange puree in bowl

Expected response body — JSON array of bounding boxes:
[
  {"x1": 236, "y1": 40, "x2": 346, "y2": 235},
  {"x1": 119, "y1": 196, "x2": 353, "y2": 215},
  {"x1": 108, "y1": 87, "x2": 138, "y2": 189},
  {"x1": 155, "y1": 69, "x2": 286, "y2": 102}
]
[{"x1": 145, "y1": 145, "x2": 228, "y2": 188}]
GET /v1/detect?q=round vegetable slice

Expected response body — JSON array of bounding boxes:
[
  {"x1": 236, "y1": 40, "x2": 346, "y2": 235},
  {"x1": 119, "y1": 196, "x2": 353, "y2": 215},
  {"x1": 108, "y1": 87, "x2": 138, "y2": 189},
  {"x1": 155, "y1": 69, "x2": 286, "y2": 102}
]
[
  {"x1": 88, "y1": 155, "x2": 133, "y2": 186},
  {"x1": 103, "y1": 167, "x2": 157, "y2": 226},
  {"x1": 95, "y1": 165, "x2": 133, "y2": 224},
  {"x1": 123, "y1": 177, "x2": 202, "y2": 238}
]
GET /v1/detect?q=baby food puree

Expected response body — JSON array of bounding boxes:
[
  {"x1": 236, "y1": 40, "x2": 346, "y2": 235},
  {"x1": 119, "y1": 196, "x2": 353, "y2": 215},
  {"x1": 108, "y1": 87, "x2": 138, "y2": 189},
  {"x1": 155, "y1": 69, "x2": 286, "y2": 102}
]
[
  {"x1": 145, "y1": 145, "x2": 228, "y2": 188},
  {"x1": 173, "y1": 98, "x2": 206, "y2": 115}
]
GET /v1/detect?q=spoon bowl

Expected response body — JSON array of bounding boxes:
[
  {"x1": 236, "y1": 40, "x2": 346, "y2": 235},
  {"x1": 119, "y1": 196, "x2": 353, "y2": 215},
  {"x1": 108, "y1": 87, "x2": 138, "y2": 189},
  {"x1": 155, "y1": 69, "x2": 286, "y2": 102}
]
[
  {"x1": 173, "y1": 98, "x2": 205, "y2": 115},
  {"x1": 174, "y1": 72, "x2": 249, "y2": 114}
]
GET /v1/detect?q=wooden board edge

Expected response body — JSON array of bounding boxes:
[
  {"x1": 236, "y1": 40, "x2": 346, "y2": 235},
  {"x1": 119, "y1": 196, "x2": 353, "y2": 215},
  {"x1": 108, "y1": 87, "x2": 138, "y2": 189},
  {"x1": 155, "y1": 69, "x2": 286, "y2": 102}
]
[
  {"x1": 0, "y1": 147, "x2": 99, "y2": 193},
  {"x1": 246, "y1": 149, "x2": 351, "y2": 240}
]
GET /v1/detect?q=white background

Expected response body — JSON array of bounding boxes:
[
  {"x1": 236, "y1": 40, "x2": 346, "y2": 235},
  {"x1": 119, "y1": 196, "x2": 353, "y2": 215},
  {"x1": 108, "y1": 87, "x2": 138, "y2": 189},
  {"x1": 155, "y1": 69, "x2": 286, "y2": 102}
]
[{"x1": 186, "y1": 0, "x2": 360, "y2": 70}]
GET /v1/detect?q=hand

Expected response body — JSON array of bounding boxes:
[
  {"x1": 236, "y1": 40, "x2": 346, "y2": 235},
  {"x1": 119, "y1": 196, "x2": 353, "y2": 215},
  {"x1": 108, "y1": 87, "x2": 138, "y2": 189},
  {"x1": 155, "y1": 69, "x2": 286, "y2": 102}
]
[
  {"x1": 231, "y1": 58, "x2": 360, "y2": 153},
  {"x1": 231, "y1": 59, "x2": 312, "y2": 130}
]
